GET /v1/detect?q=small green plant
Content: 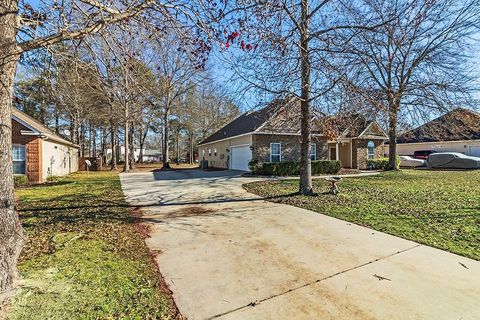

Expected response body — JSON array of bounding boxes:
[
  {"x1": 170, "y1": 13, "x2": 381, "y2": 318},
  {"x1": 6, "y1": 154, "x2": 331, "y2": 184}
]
[
  {"x1": 367, "y1": 156, "x2": 401, "y2": 170},
  {"x1": 14, "y1": 175, "x2": 29, "y2": 188},
  {"x1": 47, "y1": 175, "x2": 61, "y2": 182}
]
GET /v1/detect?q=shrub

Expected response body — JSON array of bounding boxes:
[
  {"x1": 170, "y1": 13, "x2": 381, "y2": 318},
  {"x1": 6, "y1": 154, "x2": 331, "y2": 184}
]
[
  {"x1": 248, "y1": 159, "x2": 262, "y2": 174},
  {"x1": 14, "y1": 175, "x2": 29, "y2": 188},
  {"x1": 367, "y1": 156, "x2": 401, "y2": 170},
  {"x1": 258, "y1": 160, "x2": 340, "y2": 176},
  {"x1": 47, "y1": 175, "x2": 61, "y2": 182},
  {"x1": 311, "y1": 160, "x2": 341, "y2": 174}
]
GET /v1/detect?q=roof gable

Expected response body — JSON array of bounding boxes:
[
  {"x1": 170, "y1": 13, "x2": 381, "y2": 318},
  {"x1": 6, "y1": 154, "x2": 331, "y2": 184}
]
[
  {"x1": 398, "y1": 108, "x2": 480, "y2": 144},
  {"x1": 12, "y1": 108, "x2": 79, "y2": 148},
  {"x1": 357, "y1": 122, "x2": 388, "y2": 139}
]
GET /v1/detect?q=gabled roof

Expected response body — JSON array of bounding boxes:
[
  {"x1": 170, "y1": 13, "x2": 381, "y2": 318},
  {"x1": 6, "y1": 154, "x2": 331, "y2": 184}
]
[
  {"x1": 397, "y1": 108, "x2": 480, "y2": 144},
  {"x1": 316, "y1": 113, "x2": 387, "y2": 140},
  {"x1": 198, "y1": 99, "x2": 386, "y2": 145},
  {"x1": 12, "y1": 108, "x2": 79, "y2": 148}
]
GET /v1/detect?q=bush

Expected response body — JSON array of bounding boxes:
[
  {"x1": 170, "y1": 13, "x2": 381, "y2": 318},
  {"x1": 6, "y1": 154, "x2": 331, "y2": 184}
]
[
  {"x1": 248, "y1": 159, "x2": 262, "y2": 174},
  {"x1": 258, "y1": 160, "x2": 340, "y2": 176},
  {"x1": 367, "y1": 156, "x2": 401, "y2": 170},
  {"x1": 14, "y1": 175, "x2": 29, "y2": 188},
  {"x1": 47, "y1": 175, "x2": 61, "y2": 182},
  {"x1": 311, "y1": 160, "x2": 342, "y2": 175}
]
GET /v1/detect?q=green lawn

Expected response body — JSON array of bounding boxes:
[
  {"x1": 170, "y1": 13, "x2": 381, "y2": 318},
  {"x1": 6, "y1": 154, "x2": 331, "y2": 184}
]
[
  {"x1": 244, "y1": 170, "x2": 480, "y2": 260},
  {"x1": 8, "y1": 172, "x2": 174, "y2": 320}
]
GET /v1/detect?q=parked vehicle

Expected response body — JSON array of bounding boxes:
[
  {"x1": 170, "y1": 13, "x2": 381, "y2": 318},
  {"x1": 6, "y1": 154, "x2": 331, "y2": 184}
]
[
  {"x1": 427, "y1": 152, "x2": 480, "y2": 169},
  {"x1": 399, "y1": 156, "x2": 426, "y2": 168},
  {"x1": 413, "y1": 150, "x2": 438, "y2": 159}
]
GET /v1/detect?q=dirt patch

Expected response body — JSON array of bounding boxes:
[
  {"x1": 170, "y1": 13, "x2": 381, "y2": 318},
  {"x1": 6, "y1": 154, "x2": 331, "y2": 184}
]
[{"x1": 164, "y1": 206, "x2": 215, "y2": 219}]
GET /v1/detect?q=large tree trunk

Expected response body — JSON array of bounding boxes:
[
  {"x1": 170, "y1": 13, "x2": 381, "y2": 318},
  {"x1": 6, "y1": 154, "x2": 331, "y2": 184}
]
[
  {"x1": 128, "y1": 122, "x2": 135, "y2": 170},
  {"x1": 298, "y1": 0, "x2": 313, "y2": 195},
  {"x1": 137, "y1": 128, "x2": 148, "y2": 164},
  {"x1": 387, "y1": 102, "x2": 399, "y2": 170},
  {"x1": 162, "y1": 96, "x2": 171, "y2": 169},
  {"x1": 110, "y1": 123, "x2": 117, "y2": 170},
  {"x1": 0, "y1": 0, "x2": 25, "y2": 302}
]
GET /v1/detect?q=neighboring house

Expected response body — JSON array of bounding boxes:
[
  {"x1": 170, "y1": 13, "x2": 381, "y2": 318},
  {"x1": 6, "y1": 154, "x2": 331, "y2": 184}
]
[
  {"x1": 12, "y1": 108, "x2": 79, "y2": 183},
  {"x1": 385, "y1": 108, "x2": 480, "y2": 157},
  {"x1": 105, "y1": 146, "x2": 162, "y2": 163},
  {"x1": 197, "y1": 100, "x2": 388, "y2": 171}
]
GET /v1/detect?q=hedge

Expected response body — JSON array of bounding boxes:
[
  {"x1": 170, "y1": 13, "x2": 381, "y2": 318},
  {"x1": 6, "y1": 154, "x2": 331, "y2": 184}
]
[
  {"x1": 14, "y1": 175, "x2": 29, "y2": 188},
  {"x1": 366, "y1": 156, "x2": 401, "y2": 170},
  {"x1": 250, "y1": 160, "x2": 341, "y2": 176}
]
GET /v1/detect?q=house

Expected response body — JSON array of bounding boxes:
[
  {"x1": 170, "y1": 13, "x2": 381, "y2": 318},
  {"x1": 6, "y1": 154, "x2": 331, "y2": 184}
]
[
  {"x1": 385, "y1": 108, "x2": 480, "y2": 157},
  {"x1": 197, "y1": 100, "x2": 388, "y2": 171},
  {"x1": 105, "y1": 146, "x2": 162, "y2": 163},
  {"x1": 12, "y1": 108, "x2": 79, "y2": 183}
]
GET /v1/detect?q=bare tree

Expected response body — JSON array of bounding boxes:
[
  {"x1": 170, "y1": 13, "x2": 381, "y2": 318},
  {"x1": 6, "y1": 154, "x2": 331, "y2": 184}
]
[
  {"x1": 0, "y1": 0, "x2": 219, "y2": 300},
  {"x1": 341, "y1": 0, "x2": 480, "y2": 170},
  {"x1": 213, "y1": 0, "x2": 378, "y2": 194}
]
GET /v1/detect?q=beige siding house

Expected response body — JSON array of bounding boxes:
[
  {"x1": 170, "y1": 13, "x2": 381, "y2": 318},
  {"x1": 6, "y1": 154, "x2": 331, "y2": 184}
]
[
  {"x1": 385, "y1": 108, "x2": 480, "y2": 157},
  {"x1": 198, "y1": 100, "x2": 388, "y2": 171}
]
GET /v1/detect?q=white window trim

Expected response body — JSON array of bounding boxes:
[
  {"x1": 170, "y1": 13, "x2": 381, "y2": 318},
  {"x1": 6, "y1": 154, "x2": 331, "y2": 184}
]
[
  {"x1": 270, "y1": 143, "x2": 281, "y2": 162},
  {"x1": 367, "y1": 141, "x2": 375, "y2": 160},
  {"x1": 208, "y1": 148, "x2": 212, "y2": 157},
  {"x1": 12, "y1": 144, "x2": 27, "y2": 175},
  {"x1": 310, "y1": 143, "x2": 316, "y2": 161}
]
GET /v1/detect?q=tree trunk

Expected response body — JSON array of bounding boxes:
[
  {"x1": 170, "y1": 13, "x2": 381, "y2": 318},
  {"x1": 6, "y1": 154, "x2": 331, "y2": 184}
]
[
  {"x1": 129, "y1": 122, "x2": 135, "y2": 170},
  {"x1": 298, "y1": 0, "x2": 313, "y2": 195},
  {"x1": 387, "y1": 102, "x2": 399, "y2": 170},
  {"x1": 137, "y1": 128, "x2": 148, "y2": 164},
  {"x1": 0, "y1": 0, "x2": 25, "y2": 302},
  {"x1": 92, "y1": 127, "x2": 97, "y2": 158},
  {"x1": 101, "y1": 127, "x2": 107, "y2": 164},
  {"x1": 110, "y1": 123, "x2": 117, "y2": 170},
  {"x1": 123, "y1": 72, "x2": 129, "y2": 172},
  {"x1": 176, "y1": 129, "x2": 180, "y2": 165},
  {"x1": 189, "y1": 131, "x2": 194, "y2": 164},
  {"x1": 162, "y1": 95, "x2": 171, "y2": 169}
]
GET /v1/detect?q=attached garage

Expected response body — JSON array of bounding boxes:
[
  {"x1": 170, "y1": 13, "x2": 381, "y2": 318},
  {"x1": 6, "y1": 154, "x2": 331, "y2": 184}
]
[{"x1": 230, "y1": 145, "x2": 252, "y2": 171}]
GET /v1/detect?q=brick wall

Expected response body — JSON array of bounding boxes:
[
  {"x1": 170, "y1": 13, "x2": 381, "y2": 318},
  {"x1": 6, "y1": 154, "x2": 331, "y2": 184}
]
[
  {"x1": 352, "y1": 139, "x2": 384, "y2": 169},
  {"x1": 252, "y1": 134, "x2": 328, "y2": 163},
  {"x1": 12, "y1": 118, "x2": 42, "y2": 183}
]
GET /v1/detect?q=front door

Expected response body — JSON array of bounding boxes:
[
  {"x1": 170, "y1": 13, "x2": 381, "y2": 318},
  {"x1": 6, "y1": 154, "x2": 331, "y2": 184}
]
[{"x1": 330, "y1": 147, "x2": 337, "y2": 160}]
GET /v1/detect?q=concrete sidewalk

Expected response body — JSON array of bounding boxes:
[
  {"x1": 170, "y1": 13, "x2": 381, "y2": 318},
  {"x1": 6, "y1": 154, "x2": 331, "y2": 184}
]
[{"x1": 120, "y1": 169, "x2": 480, "y2": 320}]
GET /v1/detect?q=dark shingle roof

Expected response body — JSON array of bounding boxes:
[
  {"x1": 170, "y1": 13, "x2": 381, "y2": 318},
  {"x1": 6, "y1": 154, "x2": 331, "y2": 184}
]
[
  {"x1": 397, "y1": 108, "x2": 480, "y2": 144},
  {"x1": 198, "y1": 99, "x2": 287, "y2": 145},
  {"x1": 199, "y1": 100, "x2": 386, "y2": 145}
]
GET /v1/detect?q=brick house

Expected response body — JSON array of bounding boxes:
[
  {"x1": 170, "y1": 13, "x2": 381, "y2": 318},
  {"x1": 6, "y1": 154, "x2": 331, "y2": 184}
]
[
  {"x1": 12, "y1": 108, "x2": 79, "y2": 183},
  {"x1": 197, "y1": 99, "x2": 387, "y2": 171}
]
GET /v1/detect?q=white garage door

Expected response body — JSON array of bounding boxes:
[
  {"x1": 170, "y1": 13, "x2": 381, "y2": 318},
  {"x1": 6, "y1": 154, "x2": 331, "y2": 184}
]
[
  {"x1": 230, "y1": 145, "x2": 252, "y2": 171},
  {"x1": 469, "y1": 146, "x2": 480, "y2": 157}
]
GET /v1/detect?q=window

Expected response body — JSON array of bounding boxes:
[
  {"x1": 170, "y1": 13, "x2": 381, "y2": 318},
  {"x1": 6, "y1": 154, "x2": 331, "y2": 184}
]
[
  {"x1": 13, "y1": 145, "x2": 26, "y2": 174},
  {"x1": 214, "y1": 148, "x2": 217, "y2": 156},
  {"x1": 310, "y1": 143, "x2": 316, "y2": 161},
  {"x1": 208, "y1": 149, "x2": 212, "y2": 156},
  {"x1": 270, "y1": 143, "x2": 281, "y2": 162},
  {"x1": 367, "y1": 141, "x2": 375, "y2": 160}
]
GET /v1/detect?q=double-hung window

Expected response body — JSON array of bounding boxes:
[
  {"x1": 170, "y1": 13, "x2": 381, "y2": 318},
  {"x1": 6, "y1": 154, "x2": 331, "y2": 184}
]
[
  {"x1": 270, "y1": 143, "x2": 281, "y2": 162},
  {"x1": 367, "y1": 141, "x2": 375, "y2": 160},
  {"x1": 309, "y1": 143, "x2": 316, "y2": 161},
  {"x1": 12, "y1": 145, "x2": 26, "y2": 174}
]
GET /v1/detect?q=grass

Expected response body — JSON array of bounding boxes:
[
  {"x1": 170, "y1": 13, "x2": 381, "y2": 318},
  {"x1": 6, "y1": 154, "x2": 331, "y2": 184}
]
[
  {"x1": 8, "y1": 171, "x2": 174, "y2": 320},
  {"x1": 244, "y1": 170, "x2": 480, "y2": 260}
]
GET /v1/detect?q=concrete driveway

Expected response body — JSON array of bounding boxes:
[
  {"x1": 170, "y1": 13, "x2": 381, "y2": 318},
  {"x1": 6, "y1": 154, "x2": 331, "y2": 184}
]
[{"x1": 120, "y1": 169, "x2": 480, "y2": 320}]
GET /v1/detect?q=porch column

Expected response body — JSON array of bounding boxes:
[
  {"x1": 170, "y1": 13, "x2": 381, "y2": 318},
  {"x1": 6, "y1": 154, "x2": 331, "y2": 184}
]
[{"x1": 335, "y1": 142, "x2": 340, "y2": 162}]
